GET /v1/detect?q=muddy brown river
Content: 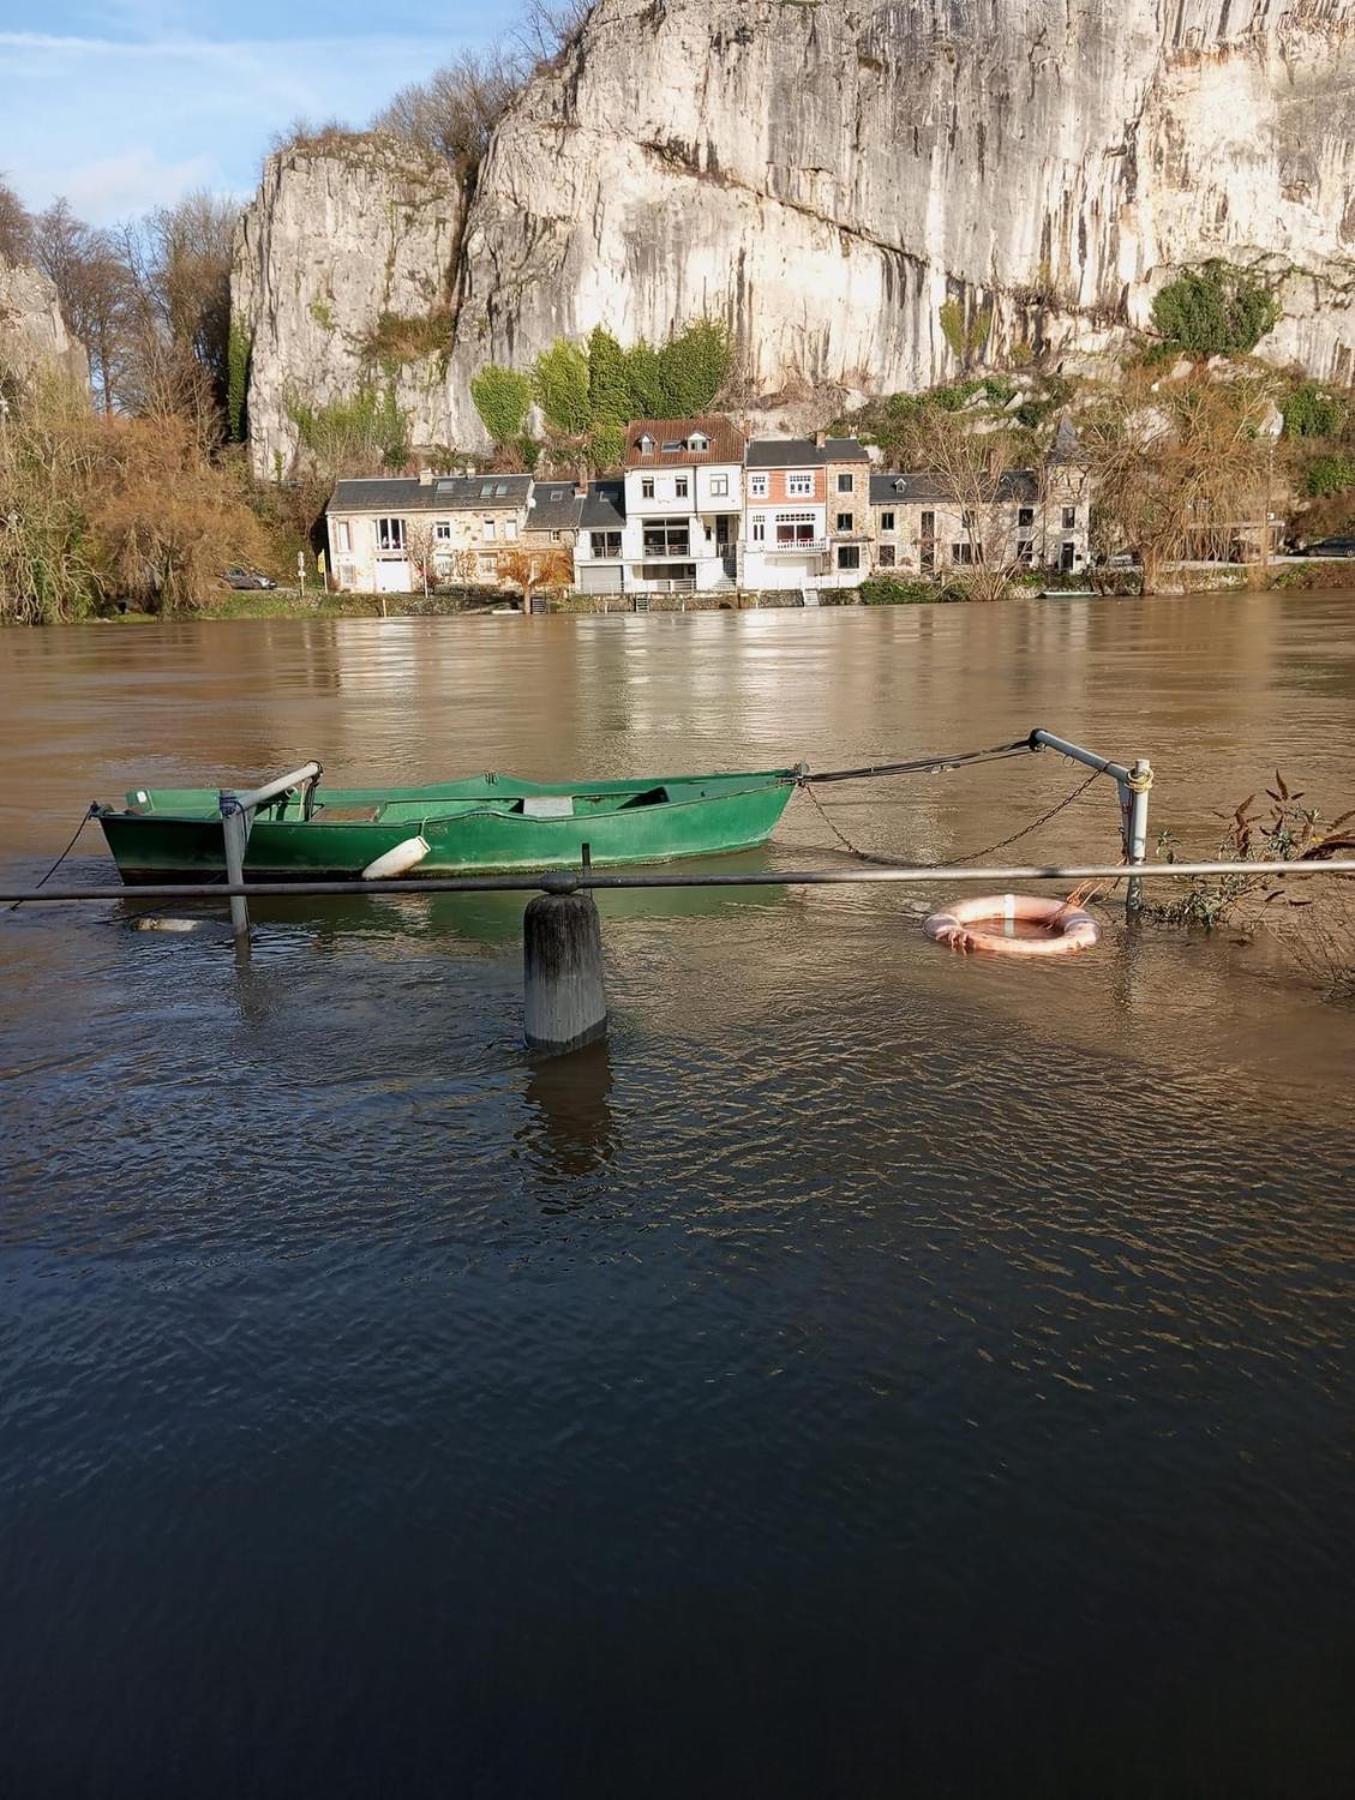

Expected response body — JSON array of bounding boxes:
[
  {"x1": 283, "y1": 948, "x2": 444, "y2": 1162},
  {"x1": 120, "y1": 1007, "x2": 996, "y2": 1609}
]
[{"x1": 2, "y1": 595, "x2": 1353, "y2": 1798}]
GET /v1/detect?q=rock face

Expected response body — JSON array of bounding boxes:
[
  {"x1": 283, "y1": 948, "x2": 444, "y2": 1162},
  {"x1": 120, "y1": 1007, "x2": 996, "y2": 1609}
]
[
  {"x1": 235, "y1": 0, "x2": 1355, "y2": 469},
  {"x1": 233, "y1": 135, "x2": 464, "y2": 476},
  {"x1": 0, "y1": 260, "x2": 89, "y2": 390}
]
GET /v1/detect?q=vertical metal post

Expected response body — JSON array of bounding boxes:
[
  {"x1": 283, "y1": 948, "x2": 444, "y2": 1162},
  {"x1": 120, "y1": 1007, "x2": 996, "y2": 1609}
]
[
  {"x1": 1124, "y1": 759, "x2": 1151, "y2": 917},
  {"x1": 219, "y1": 793, "x2": 251, "y2": 949}
]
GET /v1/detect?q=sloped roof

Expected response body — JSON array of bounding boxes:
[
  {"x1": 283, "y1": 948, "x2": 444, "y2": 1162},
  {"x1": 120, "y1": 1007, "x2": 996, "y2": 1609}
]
[
  {"x1": 527, "y1": 481, "x2": 586, "y2": 531},
  {"x1": 745, "y1": 437, "x2": 870, "y2": 467},
  {"x1": 579, "y1": 481, "x2": 625, "y2": 528},
  {"x1": 624, "y1": 416, "x2": 746, "y2": 467},
  {"x1": 328, "y1": 474, "x2": 533, "y2": 513},
  {"x1": 869, "y1": 470, "x2": 1040, "y2": 506}
]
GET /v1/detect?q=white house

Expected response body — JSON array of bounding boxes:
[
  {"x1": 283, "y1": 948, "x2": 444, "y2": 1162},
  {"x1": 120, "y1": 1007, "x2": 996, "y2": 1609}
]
[
  {"x1": 325, "y1": 472, "x2": 533, "y2": 592},
  {"x1": 615, "y1": 417, "x2": 747, "y2": 595}
]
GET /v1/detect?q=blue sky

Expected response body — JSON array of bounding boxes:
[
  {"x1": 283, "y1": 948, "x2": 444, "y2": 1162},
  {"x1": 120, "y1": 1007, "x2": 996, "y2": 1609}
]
[{"x1": 1, "y1": 0, "x2": 509, "y2": 223}]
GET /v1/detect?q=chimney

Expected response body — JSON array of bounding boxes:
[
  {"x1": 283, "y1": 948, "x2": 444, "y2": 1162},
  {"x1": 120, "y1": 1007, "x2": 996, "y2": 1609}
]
[
  {"x1": 418, "y1": 466, "x2": 434, "y2": 486},
  {"x1": 574, "y1": 483, "x2": 588, "y2": 499},
  {"x1": 814, "y1": 429, "x2": 827, "y2": 449}
]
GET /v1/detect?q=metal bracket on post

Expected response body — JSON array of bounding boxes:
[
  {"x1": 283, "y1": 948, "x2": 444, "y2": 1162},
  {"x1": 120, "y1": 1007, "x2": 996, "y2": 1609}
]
[
  {"x1": 1123, "y1": 760, "x2": 1152, "y2": 916},
  {"x1": 1030, "y1": 730, "x2": 1152, "y2": 921}
]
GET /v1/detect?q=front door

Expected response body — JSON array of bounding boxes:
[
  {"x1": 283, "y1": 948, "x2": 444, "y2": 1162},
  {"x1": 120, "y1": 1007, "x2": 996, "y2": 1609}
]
[{"x1": 1060, "y1": 541, "x2": 1076, "y2": 572}]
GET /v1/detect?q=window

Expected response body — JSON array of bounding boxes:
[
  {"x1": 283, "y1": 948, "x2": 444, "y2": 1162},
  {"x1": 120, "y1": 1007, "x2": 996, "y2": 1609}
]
[
  {"x1": 1018, "y1": 506, "x2": 1035, "y2": 528},
  {"x1": 749, "y1": 473, "x2": 768, "y2": 498},
  {"x1": 637, "y1": 434, "x2": 654, "y2": 453},
  {"x1": 675, "y1": 476, "x2": 689, "y2": 500},
  {"x1": 836, "y1": 512, "x2": 852, "y2": 532},
  {"x1": 879, "y1": 511, "x2": 895, "y2": 533},
  {"x1": 641, "y1": 478, "x2": 655, "y2": 499},
  {"x1": 661, "y1": 440, "x2": 683, "y2": 453},
  {"x1": 642, "y1": 520, "x2": 690, "y2": 555},
  {"x1": 479, "y1": 554, "x2": 498, "y2": 576},
  {"x1": 688, "y1": 432, "x2": 708, "y2": 452},
  {"x1": 920, "y1": 510, "x2": 935, "y2": 538},
  {"x1": 376, "y1": 517, "x2": 405, "y2": 551},
  {"x1": 775, "y1": 512, "x2": 817, "y2": 545},
  {"x1": 334, "y1": 520, "x2": 352, "y2": 553},
  {"x1": 434, "y1": 520, "x2": 452, "y2": 542},
  {"x1": 591, "y1": 530, "x2": 622, "y2": 558},
  {"x1": 550, "y1": 530, "x2": 561, "y2": 542},
  {"x1": 878, "y1": 545, "x2": 896, "y2": 568},
  {"x1": 837, "y1": 545, "x2": 861, "y2": 571},
  {"x1": 787, "y1": 472, "x2": 813, "y2": 497},
  {"x1": 893, "y1": 478, "x2": 908, "y2": 493},
  {"x1": 483, "y1": 518, "x2": 496, "y2": 542},
  {"x1": 640, "y1": 563, "x2": 696, "y2": 582},
  {"x1": 550, "y1": 488, "x2": 565, "y2": 501},
  {"x1": 751, "y1": 515, "x2": 766, "y2": 543},
  {"x1": 505, "y1": 519, "x2": 518, "y2": 541},
  {"x1": 837, "y1": 472, "x2": 854, "y2": 494},
  {"x1": 710, "y1": 474, "x2": 728, "y2": 497},
  {"x1": 952, "y1": 542, "x2": 979, "y2": 565},
  {"x1": 961, "y1": 509, "x2": 977, "y2": 530},
  {"x1": 495, "y1": 482, "x2": 509, "y2": 498},
  {"x1": 479, "y1": 483, "x2": 494, "y2": 497},
  {"x1": 1017, "y1": 539, "x2": 1034, "y2": 565},
  {"x1": 1062, "y1": 506, "x2": 1077, "y2": 530}
]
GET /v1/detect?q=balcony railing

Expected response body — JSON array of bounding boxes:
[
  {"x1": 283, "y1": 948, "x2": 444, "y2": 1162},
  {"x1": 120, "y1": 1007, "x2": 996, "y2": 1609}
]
[{"x1": 746, "y1": 538, "x2": 829, "y2": 555}]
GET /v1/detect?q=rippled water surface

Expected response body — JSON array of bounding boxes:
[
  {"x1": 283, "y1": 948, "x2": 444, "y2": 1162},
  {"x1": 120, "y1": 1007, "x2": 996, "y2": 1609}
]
[{"x1": 2, "y1": 598, "x2": 1354, "y2": 1798}]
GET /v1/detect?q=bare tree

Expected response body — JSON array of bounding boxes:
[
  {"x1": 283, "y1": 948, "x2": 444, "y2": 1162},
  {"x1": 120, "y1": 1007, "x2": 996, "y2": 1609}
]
[
  {"x1": 496, "y1": 545, "x2": 573, "y2": 609},
  {"x1": 1081, "y1": 376, "x2": 1282, "y2": 592},
  {"x1": 0, "y1": 178, "x2": 33, "y2": 265},
  {"x1": 115, "y1": 193, "x2": 237, "y2": 437},
  {"x1": 31, "y1": 200, "x2": 134, "y2": 413},
  {"x1": 374, "y1": 50, "x2": 521, "y2": 172},
  {"x1": 404, "y1": 517, "x2": 439, "y2": 597},
  {"x1": 895, "y1": 406, "x2": 1023, "y2": 600}
]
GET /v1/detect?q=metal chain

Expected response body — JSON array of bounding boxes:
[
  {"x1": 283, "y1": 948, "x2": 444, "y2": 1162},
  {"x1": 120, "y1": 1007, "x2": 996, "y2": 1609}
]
[{"x1": 800, "y1": 767, "x2": 1108, "y2": 871}]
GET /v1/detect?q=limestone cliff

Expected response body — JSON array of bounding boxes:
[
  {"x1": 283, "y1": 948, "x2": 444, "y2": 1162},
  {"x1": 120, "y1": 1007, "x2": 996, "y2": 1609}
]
[
  {"x1": 0, "y1": 260, "x2": 89, "y2": 390},
  {"x1": 233, "y1": 134, "x2": 464, "y2": 475},
  {"x1": 235, "y1": 0, "x2": 1355, "y2": 469}
]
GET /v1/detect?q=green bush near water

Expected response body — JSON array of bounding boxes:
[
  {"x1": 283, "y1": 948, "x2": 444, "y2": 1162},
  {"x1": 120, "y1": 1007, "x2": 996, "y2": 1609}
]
[{"x1": 859, "y1": 576, "x2": 963, "y2": 605}]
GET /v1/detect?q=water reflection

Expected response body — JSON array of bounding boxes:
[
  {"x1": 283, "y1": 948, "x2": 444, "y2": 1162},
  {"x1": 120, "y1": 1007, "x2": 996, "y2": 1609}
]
[{"x1": 520, "y1": 1038, "x2": 617, "y2": 1188}]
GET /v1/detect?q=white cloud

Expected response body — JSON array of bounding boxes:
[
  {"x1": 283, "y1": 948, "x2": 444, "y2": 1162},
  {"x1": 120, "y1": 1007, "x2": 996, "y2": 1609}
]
[{"x1": 57, "y1": 148, "x2": 226, "y2": 219}]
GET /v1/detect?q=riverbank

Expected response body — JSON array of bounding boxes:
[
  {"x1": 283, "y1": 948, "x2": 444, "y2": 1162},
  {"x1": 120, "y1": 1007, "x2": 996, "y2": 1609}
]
[{"x1": 55, "y1": 556, "x2": 1354, "y2": 623}]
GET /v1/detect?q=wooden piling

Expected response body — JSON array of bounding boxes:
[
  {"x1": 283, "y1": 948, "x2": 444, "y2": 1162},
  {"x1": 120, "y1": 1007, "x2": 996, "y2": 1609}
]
[{"x1": 523, "y1": 890, "x2": 607, "y2": 1054}]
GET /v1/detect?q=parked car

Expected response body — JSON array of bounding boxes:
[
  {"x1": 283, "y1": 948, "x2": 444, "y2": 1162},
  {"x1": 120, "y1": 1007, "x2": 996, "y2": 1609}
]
[
  {"x1": 222, "y1": 566, "x2": 279, "y2": 590},
  {"x1": 1305, "y1": 537, "x2": 1355, "y2": 558}
]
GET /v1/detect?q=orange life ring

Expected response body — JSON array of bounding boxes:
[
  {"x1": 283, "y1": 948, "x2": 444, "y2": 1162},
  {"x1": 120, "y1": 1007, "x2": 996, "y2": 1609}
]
[{"x1": 923, "y1": 893, "x2": 1100, "y2": 957}]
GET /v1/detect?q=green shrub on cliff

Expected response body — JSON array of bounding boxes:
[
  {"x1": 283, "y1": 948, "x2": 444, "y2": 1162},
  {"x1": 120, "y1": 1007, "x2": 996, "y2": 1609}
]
[
  {"x1": 532, "y1": 339, "x2": 591, "y2": 435},
  {"x1": 1151, "y1": 261, "x2": 1280, "y2": 357},
  {"x1": 1284, "y1": 382, "x2": 1347, "y2": 440},
  {"x1": 470, "y1": 363, "x2": 532, "y2": 445}
]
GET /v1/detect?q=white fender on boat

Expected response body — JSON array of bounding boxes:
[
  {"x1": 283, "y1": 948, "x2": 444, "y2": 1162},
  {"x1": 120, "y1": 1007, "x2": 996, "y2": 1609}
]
[{"x1": 361, "y1": 836, "x2": 431, "y2": 881}]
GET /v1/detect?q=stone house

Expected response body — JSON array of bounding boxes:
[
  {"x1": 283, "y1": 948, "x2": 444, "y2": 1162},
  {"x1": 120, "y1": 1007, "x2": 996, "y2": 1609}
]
[
  {"x1": 325, "y1": 472, "x2": 533, "y2": 592},
  {"x1": 742, "y1": 436, "x2": 871, "y2": 590},
  {"x1": 868, "y1": 466, "x2": 1090, "y2": 576}
]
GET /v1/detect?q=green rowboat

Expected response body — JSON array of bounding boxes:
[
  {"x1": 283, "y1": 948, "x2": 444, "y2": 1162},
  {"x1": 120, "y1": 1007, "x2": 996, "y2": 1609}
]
[{"x1": 94, "y1": 763, "x2": 803, "y2": 884}]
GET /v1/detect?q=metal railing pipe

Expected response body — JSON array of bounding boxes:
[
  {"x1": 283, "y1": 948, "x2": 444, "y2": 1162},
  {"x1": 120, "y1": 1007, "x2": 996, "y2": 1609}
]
[
  {"x1": 1030, "y1": 729, "x2": 1134, "y2": 788},
  {"x1": 3, "y1": 860, "x2": 1353, "y2": 907}
]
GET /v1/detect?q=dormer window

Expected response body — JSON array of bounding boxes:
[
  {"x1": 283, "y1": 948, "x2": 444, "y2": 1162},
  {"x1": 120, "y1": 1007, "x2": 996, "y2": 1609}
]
[
  {"x1": 637, "y1": 434, "x2": 655, "y2": 453},
  {"x1": 688, "y1": 432, "x2": 709, "y2": 452},
  {"x1": 893, "y1": 479, "x2": 907, "y2": 493},
  {"x1": 661, "y1": 440, "x2": 683, "y2": 453}
]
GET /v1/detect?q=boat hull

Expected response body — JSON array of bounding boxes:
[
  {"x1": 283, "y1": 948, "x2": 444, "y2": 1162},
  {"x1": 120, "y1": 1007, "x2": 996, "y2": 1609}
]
[{"x1": 97, "y1": 777, "x2": 797, "y2": 884}]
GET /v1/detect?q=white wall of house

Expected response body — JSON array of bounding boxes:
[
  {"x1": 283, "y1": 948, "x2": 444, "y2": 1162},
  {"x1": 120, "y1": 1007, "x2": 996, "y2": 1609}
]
[{"x1": 618, "y1": 461, "x2": 743, "y2": 593}]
